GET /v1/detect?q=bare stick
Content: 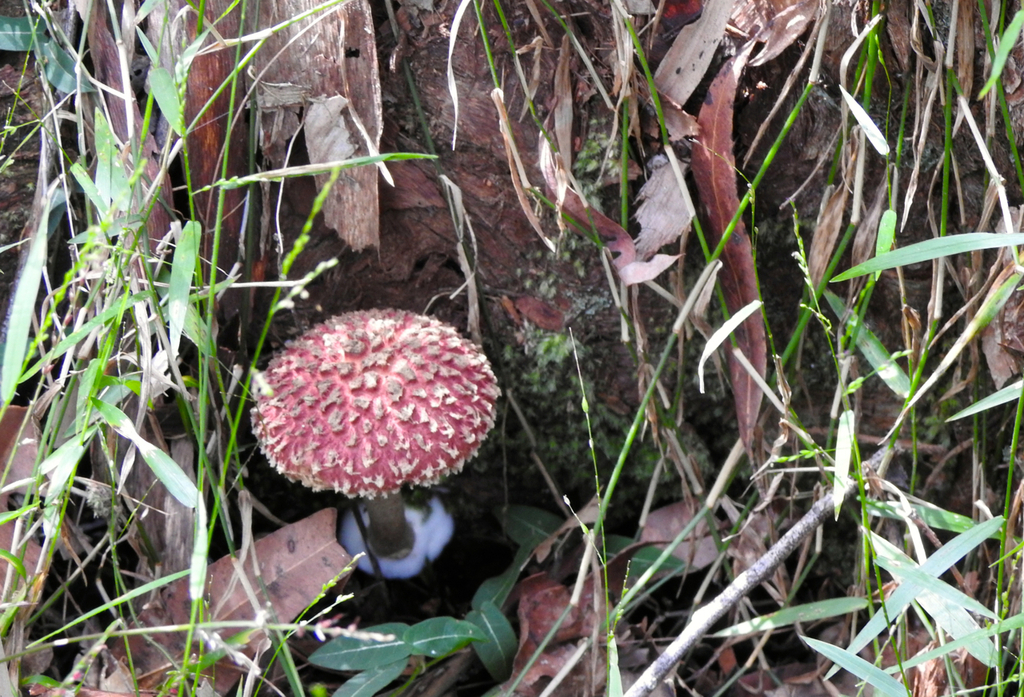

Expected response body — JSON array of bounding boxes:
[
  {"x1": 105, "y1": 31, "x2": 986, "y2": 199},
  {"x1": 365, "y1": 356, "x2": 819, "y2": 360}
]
[{"x1": 623, "y1": 483, "x2": 856, "y2": 697}]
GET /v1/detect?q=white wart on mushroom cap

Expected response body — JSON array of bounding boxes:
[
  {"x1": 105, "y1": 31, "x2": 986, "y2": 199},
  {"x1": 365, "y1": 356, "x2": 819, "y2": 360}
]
[{"x1": 252, "y1": 309, "x2": 500, "y2": 497}]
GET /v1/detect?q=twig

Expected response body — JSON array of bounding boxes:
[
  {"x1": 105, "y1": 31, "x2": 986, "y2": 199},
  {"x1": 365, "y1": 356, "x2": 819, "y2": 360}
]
[{"x1": 623, "y1": 482, "x2": 856, "y2": 697}]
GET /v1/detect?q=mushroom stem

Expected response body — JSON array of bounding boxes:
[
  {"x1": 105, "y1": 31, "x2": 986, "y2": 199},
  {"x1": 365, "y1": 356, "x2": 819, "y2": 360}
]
[{"x1": 364, "y1": 493, "x2": 415, "y2": 559}]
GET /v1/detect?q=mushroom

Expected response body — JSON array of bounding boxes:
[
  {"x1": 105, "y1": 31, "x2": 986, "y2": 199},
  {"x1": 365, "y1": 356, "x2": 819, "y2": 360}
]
[{"x1": 251, "y1": 309, "x2": 500, "y2": 578}]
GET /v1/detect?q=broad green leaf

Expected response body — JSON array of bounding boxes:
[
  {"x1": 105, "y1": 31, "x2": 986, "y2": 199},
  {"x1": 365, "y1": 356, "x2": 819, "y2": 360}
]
[
  {"x1": 834, "y1": 410, "x2": 854, "y2": 518},
  {"x1": 90, "y1": 399, "x2": 198, "y2": 508},
  {"x1": 841, "y1": 517, "x2": 1004, "y2": 660},
  {"x1": 840, "y1": 86, "x2": 889, "y2": 156},
  {"x1": 980, "y1": 10, "x2": 1024, "y2": 98},
  {"x1": 467, "y1": 601, "x2": 517, "y2": 682},
  {"x1": 0, "y1": 16, "x2": 35, "y2": 50},
  {"x1": 38, "y1": 38, "x2": 86, "y2": 93},
  {"x1": 39, "y1": 431, "x2": 92, "y2": 504},
  {"x1": 403, "y1": 617, "x2": 484, "y2": 658},
  {"x1": 893, "y1": 612, "x2": 1024, "y2": 673},
  {"x1": 168, "y1": 222, "x2": 199, "y2": 357},
  {"x1": 148, "y1": 67, "x2": 183, "y2": 135},
  {"x1": 93, "y1": 109, "x2": 129, "y2": 211},
  {"x1": 867, "y1": 500, "x2": 987, "y2": 535},
  {"x1": 502, "y1": 505, "x2": 562, "y2": 548},
  {"x1": 876, "y1": 209, "x2": 897, "y2": 260},
  {"x1": 698, "y1": 300, "x2": 762, "y2": 392},
  {"x1": 2, "y1": 196, "x2": 50, "y2": 404},
  {"x1": 947, "y1": 379, "x2": 1023, "y2": 421},
  {"x1": 332, "y1": 659, "x2": 407, "y2": 697},
  {"x1": 804, "y1": 637, "x2": 908, "y2": 697},
  {"x1": 873, "y1": 543, "x2": 995, "y2": 620},
  {"x1": 833, "y1": 232, "x2": 1024, "y2": 281},
  {"x1": 607, "y1": 633, "x2": 623, "y2": 697},
  {"x1": 713, "y1": 597, "x2": 869, "y2": 638},
  {"x1": 309, "y1": 623, "x2": 411, "y2": 671},
  {"x1": 916, "y1": 589, "x2": 997, "y2": 666},
  {"x1": 824, "y1": 291, "x2": 910, "y2": 397},
  {"x1": 70, "y1": 163, "x2": 107, "y2": 211}
]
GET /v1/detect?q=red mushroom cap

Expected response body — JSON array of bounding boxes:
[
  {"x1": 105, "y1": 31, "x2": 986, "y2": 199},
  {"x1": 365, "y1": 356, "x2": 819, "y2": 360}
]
[{"x1": 251, "y1": 309, "x2": 500, "y2": 497}]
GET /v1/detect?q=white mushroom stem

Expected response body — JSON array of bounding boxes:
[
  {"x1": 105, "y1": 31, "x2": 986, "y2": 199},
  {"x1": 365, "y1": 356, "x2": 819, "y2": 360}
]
[
  {"x1": 340, "y1": 496, "x2": 455, "y2": 579},
  {"x1": 364, "y1": 493, "x2": 415, "y2": 559}
]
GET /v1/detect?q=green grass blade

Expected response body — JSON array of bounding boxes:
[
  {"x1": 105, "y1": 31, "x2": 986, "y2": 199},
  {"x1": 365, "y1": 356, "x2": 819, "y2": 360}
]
[
  {"x1": 824, "y1": 291, "x2": 910, "y2": 397},
  {"x1": 834, "y1": 410, "x2": 855, "y2": 518},
  {"x1": 804, "y1": 637, "x2": 909, "y2": 697},
  {"x1": 947, "y1": 379, "x2": 1024, "y2": 421},
  {"x1": 2, "y1": 193, "x2": 52, "y2": 404},
  {"x1": 148, "y1": 67, "x2": 183, "y2": 136},
  {"x1": 168, "y1": 221, "x2": 199, "y2": 357},
  {"x1": 90, "y1": 398, "x2": 198, "y2": 508},
  {"x1": 832, "y1": 232, "x2": 1024, "y2": 281},
  {"x1": 712, "y1": 597, "x2": 869, "y2": 638},
  {"x1": 980, "y1": 9, "x2": 1024, "y2": 98}
]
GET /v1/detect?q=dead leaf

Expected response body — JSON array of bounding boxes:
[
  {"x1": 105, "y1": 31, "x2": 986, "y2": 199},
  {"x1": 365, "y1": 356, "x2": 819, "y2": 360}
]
[
  {"x1": 109, "y1": 508, "x2": 352, "y2": 693},
  {"x1": 638, "y1": 500, "x2": 718, "y2": 571},
  {"x1": 635, "y1": 159, "x2": 693, "y2": 259},
  {"x1": 653, "y1": 1, "x2": 731, "y2": 107},
  {"x1": 507, "y1": 572, "x2": 604, "y2": 697},
  {"x1": 689, "y1": 46, "x2": 767, "y2": 452},
  {"x1": 748, "y1": 0, "x2": 819, "y2": 68},
  {"x1": 539, "y1": 140, "x2": 679, "y2": 285},
  {"x1": 0, "y1": 406, "x2": 41, "y2": 576},
  {"x1": 808, "y1": 183, "x2": 849, "y2": 290}
]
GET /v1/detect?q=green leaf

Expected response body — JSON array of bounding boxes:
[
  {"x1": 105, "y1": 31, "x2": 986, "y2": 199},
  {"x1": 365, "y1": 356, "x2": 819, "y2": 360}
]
[
  {"x1": 93, "y1": 109, "x2": 130, "y2": 211},
  {"x1": 2, "y1": 196, "x2": 51, "y2": 404},
  {"x1": 332, "y1": 659, "x2": 407, "y2": 697},
  {"x1": 38, "y1": 38, "x2": 87, "y2": 93},
  {"x1": 309, "y1": 623, "x2": 411, "y2": 671},
  {"x1": 148, "y1": 67, "x2": 183, "y2": 135},
  {"x1": 867, "y1": 500, "x2": 990, "y2": 536},
  {"x1": 401, "y1": 614, "x2": 485, "y2": 659},
  {"x1": 947, "y1": 379, "x2": 1023, "y2": 421},
  {"x1": 502, "y1": 505, "x2": 562, "y2": 548},
  {"x1": 980, "y1": 10, "x2": 1024, "y2": 98},
  {"x1": 804, "y1": 637, "x2": 908, "y2": 697},
  {"x1": 39, "y1": 431, "x2": 92, "y2": 504},
  {"x1": 90, "y1": 399, "x2": 198, "y2": 508},
  {"x1": 842, "y1": 517, "x2": 1004, "y2": 659},
  {"x1": 834, "y1": 410, "x2": 854, "y2": 518},
  {"x1": 607, "y1": 633, "x2": 623, "y2": 697},
  {"x1": 833, "y1": 232, "x2": 1024, "y2": 281},
  {"x1": 840, "y1": 86, "x2": 889, "y2": 156},
  {"x1": 168, "y1": 222, "x2": 199, "y2": 356},
  {"x1": 712, "y1": 597, "x2": 869, "y2": 638},
  {"x1": 0, "y1": 16, "x2": 35, "y2": 50},
  {"x1": 876, "y1": 209, "x2": 897, "y2": 260},
  {"x1": 824, "y1": 291, "x2": 910, "y2": 398},
  {"x1": 403, "y1": 617, "x2": 484, "y2": 658},
  {"x1": 466, "y1": 602, "x2": 517, "y2": 681}
]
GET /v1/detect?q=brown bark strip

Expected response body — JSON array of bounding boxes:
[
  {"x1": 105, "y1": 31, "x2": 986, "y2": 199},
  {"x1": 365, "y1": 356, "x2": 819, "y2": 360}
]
[{"x1": 690, "y1": 47, "x2": 766, "y2": 453}]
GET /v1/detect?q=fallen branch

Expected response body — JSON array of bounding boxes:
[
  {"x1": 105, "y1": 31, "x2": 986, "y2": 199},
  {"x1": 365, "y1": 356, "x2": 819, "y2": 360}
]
[{"x1": 624, "y1": 481, "x2": 857, "y2": 697}]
